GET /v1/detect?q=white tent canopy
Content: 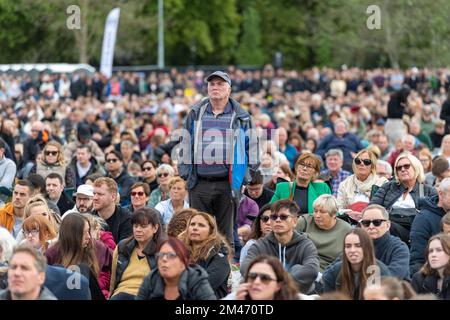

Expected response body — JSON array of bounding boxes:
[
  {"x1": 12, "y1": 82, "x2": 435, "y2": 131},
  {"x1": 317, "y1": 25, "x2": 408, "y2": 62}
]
[{"x1": 0, "y1": 63, "x2": 96, "y2": 74}]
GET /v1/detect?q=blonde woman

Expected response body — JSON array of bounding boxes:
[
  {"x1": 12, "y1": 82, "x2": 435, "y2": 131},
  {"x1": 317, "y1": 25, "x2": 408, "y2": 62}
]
[
  {"x1": 370, "y1": 152, "x2": 438, "y2": 243},
  {"x1": 337, "y1": 148, "x2": 387, "y2": 224},
  {"x1": 30, "y1": 140, "x2": 75, "y2": 188}
]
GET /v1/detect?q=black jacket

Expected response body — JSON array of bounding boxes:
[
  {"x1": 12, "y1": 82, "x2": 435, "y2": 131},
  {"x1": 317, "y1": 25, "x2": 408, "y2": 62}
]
[
  {"x1": 196, "y1": 243, "x2": 231, "y2": 299},
  {"x1": 68, "y1": 157, "x2": 106, "y2": 188},
  {"x1": 411, "y1": 272, "x2": 450, "y2": 300},
  {"x1": 410, "y1": 195, "x2": 446, "y2": 274},
  {"x1": 136, "y1": 264, "x2": 217, "y2": 300},
  {"x1": 56, "y1": 191, "x2": 75, "y2": 216},
  {"x1": 370, "y1": 181, "x2": 437, "y2": 210},
  {"x1": 108, "y1": 169, "x2": 136, "y2": 207},
  {"x1": 94, "y1": 206, "x2": 132, "y2": 244},
  {"x1": 111, "y1": 237, "x2": 165, "y2": 293},
  {"x1": 373, "y1": 232, "x2": 410, "y2": 280}
]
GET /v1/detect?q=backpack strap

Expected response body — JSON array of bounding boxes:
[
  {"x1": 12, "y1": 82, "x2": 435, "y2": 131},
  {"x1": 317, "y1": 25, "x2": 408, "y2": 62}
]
[
  {"x1": 288, "y1": 182, "x2": 294, "y2": 201},
  {"x1": 419, "y1": 183, "x2": 424, "y2": 198}
]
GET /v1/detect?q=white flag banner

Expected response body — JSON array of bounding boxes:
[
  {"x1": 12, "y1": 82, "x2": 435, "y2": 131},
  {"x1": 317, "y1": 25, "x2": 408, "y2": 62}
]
[{"x1": 100, "y1": 8, "x2": 120, "y2": 78}]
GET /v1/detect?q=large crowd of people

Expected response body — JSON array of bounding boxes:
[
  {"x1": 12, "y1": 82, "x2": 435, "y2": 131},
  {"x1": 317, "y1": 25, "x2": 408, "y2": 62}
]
[{"x1": 0, "y1": 65, "x2": 450, "y2": 300}]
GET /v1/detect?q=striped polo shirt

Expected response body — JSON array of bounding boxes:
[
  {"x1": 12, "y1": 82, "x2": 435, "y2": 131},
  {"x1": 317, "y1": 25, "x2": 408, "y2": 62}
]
[{"x1": 196, "y1": 102, "x2": 234, "y2": 177}]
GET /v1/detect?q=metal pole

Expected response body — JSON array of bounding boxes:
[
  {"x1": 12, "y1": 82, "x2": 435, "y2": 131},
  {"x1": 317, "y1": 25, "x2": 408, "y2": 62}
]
[{"x1": 158, "y1": 0, "x2": 165, "y2": 69}]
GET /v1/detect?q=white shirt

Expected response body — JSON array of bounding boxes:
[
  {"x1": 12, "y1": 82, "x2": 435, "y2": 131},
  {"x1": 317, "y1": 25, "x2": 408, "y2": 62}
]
[{"x1": 392, "y1": 192, "x2": 416, "y2": 209}]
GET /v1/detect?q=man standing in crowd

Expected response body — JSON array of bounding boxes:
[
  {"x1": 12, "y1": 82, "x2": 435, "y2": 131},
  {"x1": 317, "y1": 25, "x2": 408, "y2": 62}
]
[{"x1": 177, "y1": 71, "x2": 259, "y2": 245}]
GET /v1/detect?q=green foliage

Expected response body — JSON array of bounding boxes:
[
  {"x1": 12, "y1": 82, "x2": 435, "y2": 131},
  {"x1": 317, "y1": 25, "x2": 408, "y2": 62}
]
[{"x1": 1, "y1": 0, "x2": 450, "y2": 68}]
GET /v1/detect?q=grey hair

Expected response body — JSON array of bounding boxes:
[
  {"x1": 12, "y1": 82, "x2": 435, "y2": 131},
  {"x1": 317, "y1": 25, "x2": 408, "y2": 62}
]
[
  {"x1": 156, "y1": 163, "x2": 175, "y2": 177},
  {"x1": 361, "y1": 204, "x2": 389, "y2": 220},
  {"x1": 325, "y1": 149, "x2": 344, "y2": 160},
  {"x1": 0, "y1": 227, "x2": 16, "y2": 263},
  {"x1": 377, "y1": 159, "x2": 393, "y2": 176},
  {"x1": 312, "y1": 194, "x2": 339, "y2": 216},
  {"x1": 439, "y1": 177, "x2": 450, "y2": 193}
]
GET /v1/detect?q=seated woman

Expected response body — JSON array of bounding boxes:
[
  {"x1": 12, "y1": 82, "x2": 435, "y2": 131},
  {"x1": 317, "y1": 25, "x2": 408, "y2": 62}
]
[
  {"x1": 136, "y1": 238, "x2": 217, "y2": 300},
  {"x1": 370, "y1": 152, "x2": 437, "y2": 243},
  {"x1": 30, "y1": 140, "x2": 75, "y2": 188},
  {"x1": 45, "y1": 213, "x2": 112, "y2": 300},
  {"x1": 322, "y1": 228, "x2": 391, "y2": 300},
  {"x1": 411, "y1": 233, "x2": 450, "y2": 300},
  {"x1": 337, "y1": 148, "x2": 387, "y2": 225},
  {"x1": 154, "y1": 177, "x2": 189, "y2": 229},
  {"x1": 239, "y1": 204, "x2": 272, "y2": 266},
  {"x1": 147, "y1": 164, "x2": 175, "y2": 207},
  {"x1": 178, "y1": 211, "x2": 232, "y2": 299},
  {"x1": 109, "y1": 208, "x2": 167, "y2": 300},
  {"x1": 271, "y1": 153, "x2": 331, "y2": 215},
  {"x1": 296, "y1": 194, "x2": 352, "y2": 273},
  {"x1": 21, "y1": 215, "x2": 57, "y2": 254},
  {"x1": 223, "y1": 255, "x2": 301, "y2": 300}
]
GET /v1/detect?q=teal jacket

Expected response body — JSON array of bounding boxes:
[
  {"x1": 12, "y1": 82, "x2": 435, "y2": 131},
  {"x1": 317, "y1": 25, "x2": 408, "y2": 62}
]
[{"x1": 270, "y1": 181, "x2": 332, "y2": 214}]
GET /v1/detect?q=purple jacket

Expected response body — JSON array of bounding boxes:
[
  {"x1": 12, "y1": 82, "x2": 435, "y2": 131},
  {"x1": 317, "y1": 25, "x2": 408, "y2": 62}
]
[{"x1": 237, "y1": 195, "x2": 259, "y2": 228}]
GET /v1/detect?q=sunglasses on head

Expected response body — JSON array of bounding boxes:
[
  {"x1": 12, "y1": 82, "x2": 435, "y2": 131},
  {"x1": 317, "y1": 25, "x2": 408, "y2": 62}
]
[
  {"x1": 260, "y1": 215, "x2": 271, "y2": 223},
  {"x1": 158, "y1": 172, "x2": 169, "y2": 178},
  {"x1": 247, "y1": 272, "x2": 277, "y2": 284},
  {"x1": 360, "y1": 219, "x2": 387, "y2": 227},
  {"x1": 269, "y1": 214, "x2": 291, "y2": 221},
  {"x1": 45, "y1": 151, "x2": 58, "y2": 156},
  {"x1": 395, "y1": 164, "x2": 411, "y2": 172},
  {"x1": 106, "y1": 158, "x2": 119, "y2": 163},
  {"x1": 131, "y1": 191, "x2": 145, "y2": 197},
  {"x1": 354, "y1": 158, "x2": 372, "y2": 166}
]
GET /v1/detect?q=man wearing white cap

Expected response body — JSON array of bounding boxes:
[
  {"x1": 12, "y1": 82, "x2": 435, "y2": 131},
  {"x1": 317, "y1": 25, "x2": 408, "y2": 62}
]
[{"x1": 61, "y1": 184, "x2": 94, "y2": 219}]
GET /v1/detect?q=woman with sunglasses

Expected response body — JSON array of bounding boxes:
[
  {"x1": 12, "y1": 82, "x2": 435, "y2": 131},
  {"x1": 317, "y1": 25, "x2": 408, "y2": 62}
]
[
  {"x1": 224, "y1": 255, "x2": 301, "y2": 300},
  {"x1": 21, "y1": 215, "x2": 57, "y2": 254},
  {"x1": 178, "y1": 211, "x2": 232, "y2": 299},
  {"x1": 148, "y1": 164, "x2": 175, "y2": 207},
  {"x1": 30, "y1": 140, "x2": 75, "y2": 188},
  {"x1": 109, "y1": 208, "x2": 167, "y2": 300},
  {"x1": 136, "y1": 237, "x2": 216, "y2": 300},
  {"x1": 411, "y1": 233, "x2": 450, "y2": 300},
  {"x1": 271, "y1": 153, "x2": 331, "y2": 214},
  {"x1": 337, "y1": 148, "x2": 387, "y2": 225},
  {"x1": 322, "y1": 228, "x2": 391, "y2": 300},
  {"x1": 370, "y1": 152, "x2": 437, "y2": 243},
  {"x1": 239, "y1": 204, "x2": 273, "y2": 266},
  {"x1": 140, "y1": 160, "x2": 159, "y2": 193}
]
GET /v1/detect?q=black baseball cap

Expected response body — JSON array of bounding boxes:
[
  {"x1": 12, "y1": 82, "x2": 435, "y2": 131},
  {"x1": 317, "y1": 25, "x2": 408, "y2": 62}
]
[{"x1": 205, "y1": 71, "x2": 231, "y2": 86}]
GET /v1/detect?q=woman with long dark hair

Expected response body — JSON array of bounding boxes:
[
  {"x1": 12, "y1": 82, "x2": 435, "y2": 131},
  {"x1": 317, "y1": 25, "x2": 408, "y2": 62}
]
[
  {"x1": 322, "y1": 228, "x2": 391, "y2": 299},
  {"x1": 136, "y1": 238, "x2": 216, "y2": 300},
  {"x1": 45, "y1": 213, "x2": 112, "y2": 299},
  {"x1": 109, "y1": 208, "x2": 167, "y2": 300},
  {"x1": 178, "y1": 211, "x2": 232, "y2": 299}
]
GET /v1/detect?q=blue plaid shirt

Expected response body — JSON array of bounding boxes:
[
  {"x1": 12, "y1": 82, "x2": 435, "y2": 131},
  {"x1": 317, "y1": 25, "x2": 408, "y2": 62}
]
[{"x1": 321, "y1": 168, "x2": 351, "y2": 196}]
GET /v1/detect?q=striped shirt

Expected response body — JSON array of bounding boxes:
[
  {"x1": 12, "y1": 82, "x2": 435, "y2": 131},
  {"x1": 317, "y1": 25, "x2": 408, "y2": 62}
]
[{"x1": 196, "y1": 102, "x2": 233, "y2": 177}]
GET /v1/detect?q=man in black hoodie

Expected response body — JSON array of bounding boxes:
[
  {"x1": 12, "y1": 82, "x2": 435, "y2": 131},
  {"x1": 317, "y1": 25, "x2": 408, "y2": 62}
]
[
  {"x1": 240, "y1": 199, "x2": 319, "y2": 293},
  {"x1": 410, "y1": 177, "x2": 450, "y2": 274}
]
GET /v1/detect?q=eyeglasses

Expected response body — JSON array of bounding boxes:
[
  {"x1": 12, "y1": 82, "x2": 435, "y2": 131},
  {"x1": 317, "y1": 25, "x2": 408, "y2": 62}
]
[
  {"x1": 155, "y1": 252, "x2": 178, "y2": 260},
  {"x1": 360, "y1": 219, "x2": 387, "y2": 227},
  {"x1": 106, "y1": 158, "x2": 119, "y2": 163},
  {"x1": 260, "y1": 215, "x2": 271, "y2": 223},
  {"x1": 395, "y1": 164, "x2": 411, "y2": 172},
  {"x1": 247, "y1": 272, "x2": 278, "y2": 284},
  {"x1": 45, "y1": 151, "x2": 58, "y2": 156},
  {"x1": 142, "y1": 166, "x2": 154, "y2": 171},
  {"x1": 354, "y1": 158, "x2": 372, "y2": 166},
  {"x1": 158, "y1": 172, "x2": 170, "y2": 178},
  {"x1": 131, "y1": 191, "x2": 145, "y2": 197},
  {"x1": 298, "y1": 162, "x2": 315, "y2": 170},
  {"x1": 24, "y1": 229, "x2": 39, "y2": 237},
  {"x1": 269, "y1": 214, "x2": 292, "y2": 221}
]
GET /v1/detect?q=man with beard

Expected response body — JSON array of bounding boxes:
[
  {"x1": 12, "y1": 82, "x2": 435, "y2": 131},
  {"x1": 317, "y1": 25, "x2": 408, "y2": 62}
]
[{"x1": 61, "y1": 184, "x2": 94, "y2": 219}]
